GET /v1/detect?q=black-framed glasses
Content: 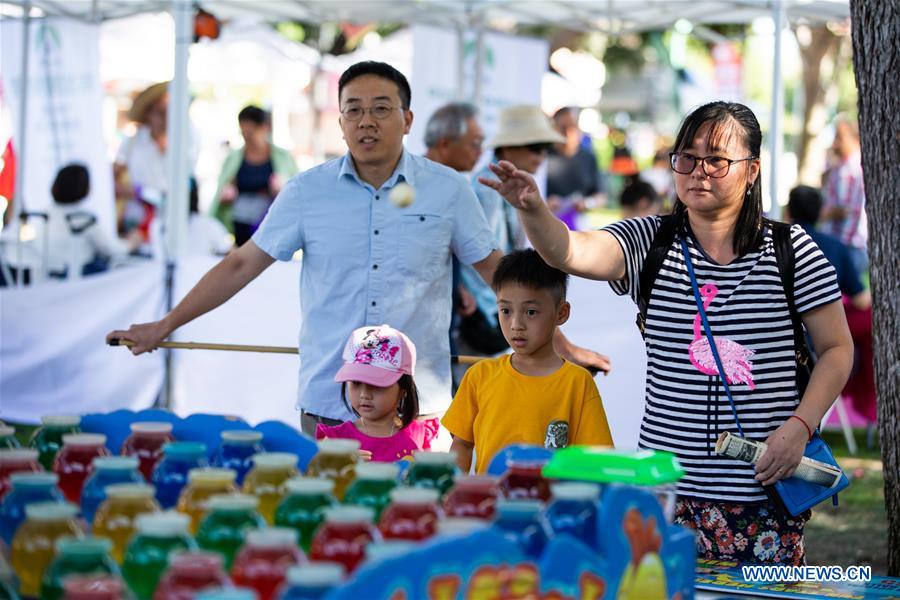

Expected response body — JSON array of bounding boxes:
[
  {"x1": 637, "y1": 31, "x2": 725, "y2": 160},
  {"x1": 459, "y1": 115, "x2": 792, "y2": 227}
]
[
  {"x1": 340, "y1": 104, "x2": 403, "y2": 121},
  {"x1": 669, "y1": 152, "x2": 756, "y2": 178}
]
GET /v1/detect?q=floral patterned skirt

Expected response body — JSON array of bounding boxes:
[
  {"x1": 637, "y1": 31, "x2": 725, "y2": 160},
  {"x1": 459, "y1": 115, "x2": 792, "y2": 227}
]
[{"x1": 674, "y1": 496, "x2": 812, "y2": 565}]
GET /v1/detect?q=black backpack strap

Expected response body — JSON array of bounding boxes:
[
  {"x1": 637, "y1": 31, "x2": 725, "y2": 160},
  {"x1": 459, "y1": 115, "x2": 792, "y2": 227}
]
[
  {"x1": 65, "y1": 211, "x2": 97, "y2": 235},
  {"x1": 636, "y1": 215, "x2": 676, "y2": 337},
  {"x1": 771, "y1": 221, "x2": 814, "y2": 394}
]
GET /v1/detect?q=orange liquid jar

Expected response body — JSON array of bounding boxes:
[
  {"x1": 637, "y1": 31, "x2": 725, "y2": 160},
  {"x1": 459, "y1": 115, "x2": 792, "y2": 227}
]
[
  {"x1": 10, "y1": 501, "x2": 82, "y2": 597},
  {"x1": 305, "y1": 440, "x2": 358, "y2": 501},
  {"x1": 242, "y1": 453, "x2": 299, "y2": 525},
  {"x1": 92, "y1": 482, "x2": 161, "y2": 563},
  {"x1": 121, "y1": 422, "x2": 175, "y2": 482},
  {"x1": 176, "y1": 468, "x2": 238, "y2": 534}
]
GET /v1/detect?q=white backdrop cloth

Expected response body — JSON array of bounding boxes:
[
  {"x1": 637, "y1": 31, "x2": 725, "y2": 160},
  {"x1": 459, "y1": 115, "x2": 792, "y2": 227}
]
[{"x1": 0, "y1": 258, "x2": 646, "y2": 448}]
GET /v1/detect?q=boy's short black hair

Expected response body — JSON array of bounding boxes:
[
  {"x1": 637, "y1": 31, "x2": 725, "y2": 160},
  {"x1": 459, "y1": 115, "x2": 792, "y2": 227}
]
[
  {"x1": 52, "y1": 164, "x2": 90, "y2": 205},
  {"x1": 340, "y1": 374, "x2": 419, "y2": 430},
  {"x1": 788, "y1": 185, "x2": 823, "y2": 225},
  {"x1": 492, "y1": 248, "x2": 568, "y2": 304},
  {"x1": 237, "y1": 105, "x2": 269, "y2": 126},
  {"x1": 620, "y1": 179, "x2": 659, "y2": 209},
  {"x1": 338, "y1": 61, "x2": 411, "y2": 109}
]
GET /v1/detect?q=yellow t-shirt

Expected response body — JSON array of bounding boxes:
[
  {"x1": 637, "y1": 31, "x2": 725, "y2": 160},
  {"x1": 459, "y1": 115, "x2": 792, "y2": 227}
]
[{"x1": 442, "y1": 354, "x2": 613, "y2": 474}]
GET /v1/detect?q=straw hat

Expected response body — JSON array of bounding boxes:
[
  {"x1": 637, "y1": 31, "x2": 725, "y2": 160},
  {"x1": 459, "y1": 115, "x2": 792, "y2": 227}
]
[
  {"x1": 487, "y1": 105, "x2": 564, "y2": 148},
  {"x1": 128, "y1": 82, "x2": 169, "y2": 123}
]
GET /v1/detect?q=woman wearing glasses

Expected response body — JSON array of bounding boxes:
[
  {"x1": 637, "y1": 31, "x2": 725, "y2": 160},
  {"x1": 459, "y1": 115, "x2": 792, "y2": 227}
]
[{"x1": 480, "y1": 101, "x2": 853, "y2": 564}]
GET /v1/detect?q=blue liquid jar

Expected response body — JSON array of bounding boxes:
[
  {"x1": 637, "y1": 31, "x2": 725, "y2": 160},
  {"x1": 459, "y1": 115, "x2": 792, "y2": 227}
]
[
  {"x1": 151, "y1": 442, "x2": 208, "y2": 509},
  {"x1": 545, "y1": 482, "x2": 600, "y2": 550},
  {"x1": 212, "y1": 431, "x2": 264, "y2": 486},
  {"x1": 492, "y1": 499, "x2": 552, "y2": 560},
  {"x1": 0, "y1": 472, "x2": 65, "y2": 544},
  {"x1": 80, "y1": 456, "x2": 143, "y2": 525}
]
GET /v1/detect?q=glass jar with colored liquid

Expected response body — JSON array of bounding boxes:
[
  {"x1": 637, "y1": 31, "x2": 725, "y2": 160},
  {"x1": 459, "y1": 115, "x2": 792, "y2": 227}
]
[
  {"x1": 92, "y1": 483, "x2": 161, "y2": 563},
  {"x1": 304, "y1": 439, "x2": 359, "y2": 501},
  {"x1": 54, "y1": 434, "x2": 110, "y2": 504},
  {"x1": 0, "y1": 448, "x2": 44, "y2": 500},
  {"x1": 231, "y1": 527, "x2": 304, "y2": 600},
  {"x1": 121, "y1": 422, "x2": 175, "y2": 482},
  {"x1": 154, "y1": 551, "x2": 230, "y2": 600},
  {"x1": 196, "y1": 494, "x2": 266, "y2": 571},
  {"x1": 342, "y1": 463, "x2": 398, "y2": 522},
  {"x1": 273, "y1": 477, "x2": 337, "y2": 553},
  {"x1": 545, "y1": 482, "x2": 600, "y2": 550},
  {"x1": 498, "y1": 460, "x2": 551, "y2": 502},
  {"x1": 152, "y1": 442, "x2": 209, "y2": 510},
  {"x1": 309, "y1": 506, "x2": 377, "y2": 574},
  {"x1": 0, "y1": 424, "x2": 20, "y2": 450},
  {"x1": 212, "y1": 431, "x2": 265, "y2": 486},
  {"x1": 41, "y1": 536, "x2": 119, "y2": 600},
  {"x1": 402, "y1": 451, "x2": 457, "y2": 496},
  {"x1": 278, "y1": 562, "x2": 345, "y2": 600},
  {"x1": 377, "y1": 488, "x2": 441, "y2": 542},
  {"x1": 492, "y1": 499, "x2": 552, "y2": 560},
  {"x1": 122, "y1": 511, "x2": 197, "y2": 600},
  {"x1": 195, "y1": 588, "x2": 257, "y2": 600},
  {"x1": 363, "y1": 540, "x2": 416, "y2": 567},
  {"x1": 242, "y1": 453, "x2": 299, "y2": 525},
  {"x1": 177, "y1": 467, "x2": 238, "y2": 534},
  {"x1": 62, "y1": 575, "x2": 125, "y2": 600},
  {"x1": 435, "y1": 517, "x2": 489, "y2": 538},
  {"x1": 0, "y1": 472, "x2": 65, "y2": 545},
  {"x1": 442, "y1": 475, "x2": 500, "y2": 520},
  {"x1": 30, "y1": 415, "x2": 81, "y2": 470},
  {"x1": 80, "y1": 456, "x2": 143, "y2": 526},
  {"x1": 10, "y1": 501, "x2": 82, "y2": 597}
]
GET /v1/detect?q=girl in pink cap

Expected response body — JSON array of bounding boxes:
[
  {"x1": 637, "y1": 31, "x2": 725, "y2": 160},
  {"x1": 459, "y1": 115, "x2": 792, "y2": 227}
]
[{"x1": 316, "y1": 324, "x2": 439, "y2": 462}]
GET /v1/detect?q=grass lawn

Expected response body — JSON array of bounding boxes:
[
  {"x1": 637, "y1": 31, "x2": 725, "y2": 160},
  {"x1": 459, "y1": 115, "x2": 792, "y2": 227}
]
[{"x1": 804, "y1": 428, "x2": 886, "y2": 575}]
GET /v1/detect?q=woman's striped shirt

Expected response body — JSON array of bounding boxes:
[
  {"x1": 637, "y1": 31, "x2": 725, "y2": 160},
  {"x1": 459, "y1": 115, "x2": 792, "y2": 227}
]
[{"x1": 603, "y1": 216, "x2": 841, "y2": 503}]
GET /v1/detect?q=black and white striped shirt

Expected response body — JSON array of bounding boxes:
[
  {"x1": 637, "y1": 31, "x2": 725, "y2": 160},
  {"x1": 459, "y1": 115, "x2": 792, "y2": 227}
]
[{"x1": 604, "y1": 216, "x2": 841, "y2": 503}]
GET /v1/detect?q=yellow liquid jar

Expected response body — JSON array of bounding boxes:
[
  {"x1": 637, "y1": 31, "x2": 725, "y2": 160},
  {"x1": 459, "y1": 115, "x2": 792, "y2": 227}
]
[
  {"x1": 92, "y1": 482, "x2": 160, "y2": 563},
  {"x1": 305, "y1": 439, "x2": 359, "y2": 501},
  {"x1": 242, "y1": 452, "x2": 299, "y2": 524},
  {"x1": 176, "y1": 467, "x2": 238, "y2": 534},
  {"x1": 11, "y1": 501, "x2": 82, "y2": 597}
]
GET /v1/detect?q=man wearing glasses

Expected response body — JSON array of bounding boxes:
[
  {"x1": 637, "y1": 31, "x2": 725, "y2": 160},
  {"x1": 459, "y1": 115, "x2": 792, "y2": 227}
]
[{"x1": 108, "y1": 62, "x2": 608, "y2": 440}]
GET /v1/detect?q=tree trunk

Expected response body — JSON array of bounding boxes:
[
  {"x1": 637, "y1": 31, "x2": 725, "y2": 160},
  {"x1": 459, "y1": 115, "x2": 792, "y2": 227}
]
[{"x1": 850, "y1": 0, "x2": 900, "y2": 577}]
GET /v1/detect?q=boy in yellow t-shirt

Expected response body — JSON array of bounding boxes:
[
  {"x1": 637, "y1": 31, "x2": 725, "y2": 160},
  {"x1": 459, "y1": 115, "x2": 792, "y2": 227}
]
[{"x1": 443, "y1": 249, "x2": 613, "y2": 473}]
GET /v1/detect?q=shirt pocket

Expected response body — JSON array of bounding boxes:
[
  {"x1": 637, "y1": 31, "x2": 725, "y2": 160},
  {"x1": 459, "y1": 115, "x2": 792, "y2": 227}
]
[{"x1": 398, "y1": 213, "x2": 452, "y2": 277}]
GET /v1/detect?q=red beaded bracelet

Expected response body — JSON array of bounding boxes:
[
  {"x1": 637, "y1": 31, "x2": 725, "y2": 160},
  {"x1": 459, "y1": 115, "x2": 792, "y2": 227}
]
[{"x1": 789, "y1": 414, "x2": 813, "y2": 441}]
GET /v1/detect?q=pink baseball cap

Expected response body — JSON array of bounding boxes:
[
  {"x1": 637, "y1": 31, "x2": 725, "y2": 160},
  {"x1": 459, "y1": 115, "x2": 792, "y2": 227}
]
[{"x1": 334, "y1": 325, "x2": 416, "y2": 387}]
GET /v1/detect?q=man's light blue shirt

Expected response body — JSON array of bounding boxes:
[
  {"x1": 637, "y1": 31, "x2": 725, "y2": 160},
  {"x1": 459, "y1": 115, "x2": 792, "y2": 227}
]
[
  {"x1": 459, "y1": 161, "x2": 524, "y2": 326},
  {"x1": 252, "y1": 150, "x2": 496, "y2": 419}
]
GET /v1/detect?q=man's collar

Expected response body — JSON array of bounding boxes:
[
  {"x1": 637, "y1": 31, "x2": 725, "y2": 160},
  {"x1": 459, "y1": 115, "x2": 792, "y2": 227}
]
[{"x1": 337, "y1": 149, "x2": 415, "y2": 189}]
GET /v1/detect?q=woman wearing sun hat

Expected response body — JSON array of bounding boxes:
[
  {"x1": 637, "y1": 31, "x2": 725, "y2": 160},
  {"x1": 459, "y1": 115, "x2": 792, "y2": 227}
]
[{"x1": 458, "y1": 106, "x2": 578, "y2": 359}]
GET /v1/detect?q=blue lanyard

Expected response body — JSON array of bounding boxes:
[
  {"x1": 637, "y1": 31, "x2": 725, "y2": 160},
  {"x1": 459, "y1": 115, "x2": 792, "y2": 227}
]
[{"x1": 680, "y1": 237, "x2": 746, "y2": 438}]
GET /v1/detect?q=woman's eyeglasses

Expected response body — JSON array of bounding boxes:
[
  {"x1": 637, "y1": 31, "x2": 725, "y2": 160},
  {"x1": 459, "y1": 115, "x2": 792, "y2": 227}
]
[{"x1": 669, "y1": 152, "x2": 756, "y2": 178}]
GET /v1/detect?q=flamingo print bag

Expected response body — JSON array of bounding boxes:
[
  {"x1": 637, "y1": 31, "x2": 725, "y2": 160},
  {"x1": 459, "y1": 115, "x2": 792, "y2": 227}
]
[{"x1": 680, "y1": 236, "x2": 849, "y2": 517}]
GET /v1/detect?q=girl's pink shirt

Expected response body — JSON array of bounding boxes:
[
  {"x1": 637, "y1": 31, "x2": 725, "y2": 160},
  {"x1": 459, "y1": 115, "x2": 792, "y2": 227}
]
[{"x1": 315, "y1": 418, "x2": 439, "y2": 462}]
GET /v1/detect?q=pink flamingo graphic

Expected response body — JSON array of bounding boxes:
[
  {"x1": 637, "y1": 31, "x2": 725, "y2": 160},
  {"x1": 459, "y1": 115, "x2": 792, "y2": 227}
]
[{"x1": 688, "y1": 283, "x2": 756, "y2": 390}]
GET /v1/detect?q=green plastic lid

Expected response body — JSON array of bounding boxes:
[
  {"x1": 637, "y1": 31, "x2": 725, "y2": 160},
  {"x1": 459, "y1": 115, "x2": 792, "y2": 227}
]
[{"x1": 541, "y1": 447, "x2": 684, "y2": 485}]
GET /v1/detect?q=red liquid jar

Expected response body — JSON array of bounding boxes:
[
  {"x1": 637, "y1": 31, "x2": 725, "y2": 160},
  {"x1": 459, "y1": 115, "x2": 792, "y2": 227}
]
[
  {"x1": 0, "y1": 449, "x2": 43, "y2": 500},
  {"x1": 62, "y1": 575, "x2": 124, "y2": 600},
  {"x1": 53, "y1": 434, "x2": 110, "y2": 504},
  {"x1": 498, "y1": 460, "x2": 551, "y2": 501},
  {"x1": 153, "y1": 551, "x2": 230, "y2": 600},
  {"x1": 377, "y1": 488, "x2": 441, "y2": 542},
  {"x1": 231, "y1": 527, "x2": 304, "y2": 600},
  {"x1": 121, "y1": 422, "x2": 174, "y2": 481},
  {"x1": 308, "y1": 506, "x2": 378, "y2": 574},
  {"x1": 442, "y1": 475, "x2": 500, "y2": 519}
]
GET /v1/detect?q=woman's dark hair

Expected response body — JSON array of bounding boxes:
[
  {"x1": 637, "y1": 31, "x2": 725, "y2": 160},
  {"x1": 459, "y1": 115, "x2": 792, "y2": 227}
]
[
  {"x1": 340, "y1": 374, "x2": 419, "y2": 430},
  {"x1": 237, "y1": 105, "x2": 269, "y2": 126},
  {"x1": 338, "y1": 61, "x2": 411, "y2": 109},
  {"x1": 671, "y1": 101, "x2": 764, "y2": 256},
  {"x1": 52, "y1": 164, "x2": 90, "y2": 205}
]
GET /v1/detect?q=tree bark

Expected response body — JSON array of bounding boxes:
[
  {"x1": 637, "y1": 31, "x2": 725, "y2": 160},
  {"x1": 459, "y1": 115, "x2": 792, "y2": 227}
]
[{"x1": 849, "y1": 0, "x2": 900, "y2": 577}]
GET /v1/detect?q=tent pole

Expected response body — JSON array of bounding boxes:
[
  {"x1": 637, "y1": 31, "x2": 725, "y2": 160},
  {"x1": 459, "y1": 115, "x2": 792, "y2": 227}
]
[
  {"x1": 13, "y1": 1, "x2": 31, "y2": 287},
  {"x1": 769, "y1": 0, "x2": 785, "y2": 217}
]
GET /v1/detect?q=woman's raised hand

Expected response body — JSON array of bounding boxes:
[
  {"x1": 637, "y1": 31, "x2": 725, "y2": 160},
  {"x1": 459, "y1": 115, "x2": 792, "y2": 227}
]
[{"x1": 478, "y1": 160, "x2": 544, "y2": 211}]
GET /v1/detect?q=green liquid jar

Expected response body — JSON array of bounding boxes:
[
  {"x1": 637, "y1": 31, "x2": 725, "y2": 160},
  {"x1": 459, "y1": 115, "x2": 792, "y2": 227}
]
[
  {"x1": 403, "y1": 451, "x2": 458, "y2": 497},
  {"x1": 29, "y1": 416, "x2": 81, "y2": 471},
  {"x1": 342, "y1": 462, "x2": 398, "y2": 522},
  {"x1": 196, "y1": 494, "x2": 266, "y2": 571},
  {"x1": 122, "y1": 511, "x2": 197, "y2": 600},
  {"x1": 274, "y1": 477, "x2": 337, "y2": 553},
  {"x1": 41, "y1": 536, "x2": 119, "y2": 600}
]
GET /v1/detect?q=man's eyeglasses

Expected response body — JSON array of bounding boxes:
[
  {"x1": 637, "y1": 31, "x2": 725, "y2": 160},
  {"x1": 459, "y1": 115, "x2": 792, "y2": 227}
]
[
  {"x1": 340, "y1": 104, "x2": 403, "y2": 121},
  {"x1": 669, "y1": 152, "x2": 756, "y2": 178},
  {"x1": 525, "y1": 143, "x2": 553, "y2": 155}
]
